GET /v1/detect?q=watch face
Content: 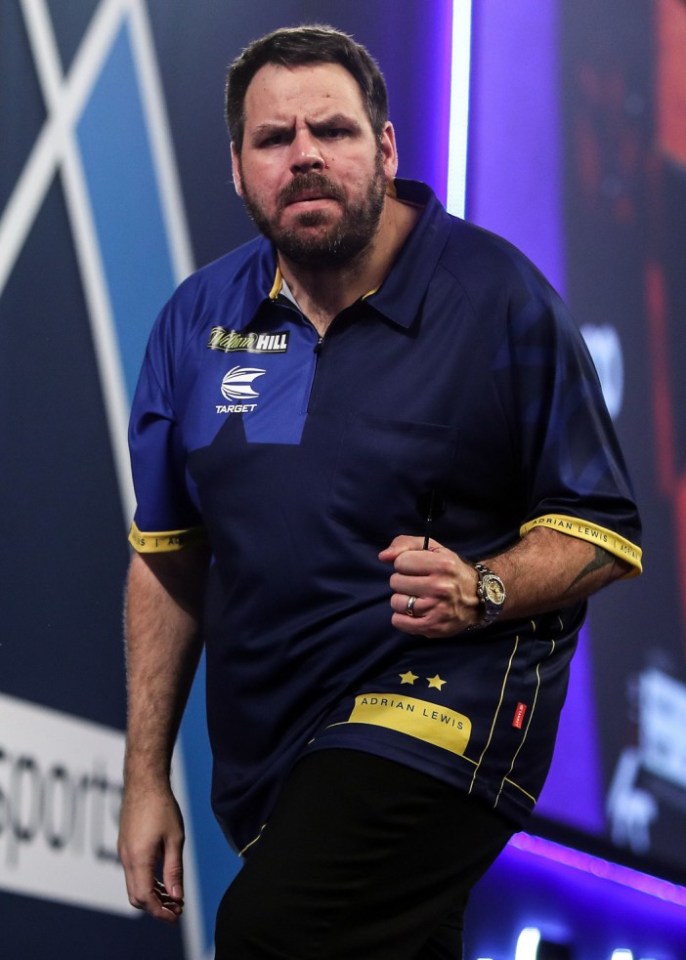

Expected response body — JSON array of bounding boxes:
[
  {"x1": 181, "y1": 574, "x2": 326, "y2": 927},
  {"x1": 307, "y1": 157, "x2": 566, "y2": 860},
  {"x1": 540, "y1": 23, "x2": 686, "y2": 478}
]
[{"x1": 484, "y1": 575, "x2": 506, "y2": 605}]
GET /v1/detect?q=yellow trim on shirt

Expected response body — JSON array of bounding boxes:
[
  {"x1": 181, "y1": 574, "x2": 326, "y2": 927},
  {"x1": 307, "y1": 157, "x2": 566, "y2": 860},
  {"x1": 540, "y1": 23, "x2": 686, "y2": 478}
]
[
  {"x1": 270, "y1": 263, "x2": 379, "y2": 301},
  {"x1": 268, "y1": 266, "x2": 283, "y2": 300},
  {"x1": 519, "y1": 514, "x2": 642, "y2": 575},
  {"x1": 128, "y1": 521, "x2": 207, "y2": 553},
  {"x1": 347, "y1": 693, "x2": 472, "y2": 757}
]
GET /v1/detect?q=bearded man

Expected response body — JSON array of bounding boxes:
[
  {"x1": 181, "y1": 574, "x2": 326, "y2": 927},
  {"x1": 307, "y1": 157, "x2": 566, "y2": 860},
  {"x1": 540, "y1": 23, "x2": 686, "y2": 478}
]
[{"x1": 118, "y1": 24, "x2": 642, "y2": 960}]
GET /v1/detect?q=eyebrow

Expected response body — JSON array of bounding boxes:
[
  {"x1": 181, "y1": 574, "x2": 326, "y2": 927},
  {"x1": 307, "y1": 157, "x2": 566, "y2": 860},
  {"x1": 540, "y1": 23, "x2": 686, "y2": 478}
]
[
  {"x1": 309, "y1": 114, "x2": 364, "y2": 134},
  {"x1": 250, "y1": 113, "x2": 364, "y2": 139}
]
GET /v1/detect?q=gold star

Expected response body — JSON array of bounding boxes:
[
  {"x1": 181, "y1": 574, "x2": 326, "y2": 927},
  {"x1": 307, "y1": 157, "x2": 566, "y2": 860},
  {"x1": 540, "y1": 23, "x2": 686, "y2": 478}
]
[
  {"x1": 427, "y1": 674, "x2": 447, "y2": 690},
  {"x1": 399, "y1": 670, "x2": 419, "y2": 685}
]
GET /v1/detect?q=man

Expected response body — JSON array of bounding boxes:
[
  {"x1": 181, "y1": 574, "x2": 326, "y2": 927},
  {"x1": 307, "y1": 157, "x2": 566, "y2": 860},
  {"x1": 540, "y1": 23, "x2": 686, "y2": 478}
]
[{"x1": 118, "y1": 24, "x2": 642, "y2": 959}]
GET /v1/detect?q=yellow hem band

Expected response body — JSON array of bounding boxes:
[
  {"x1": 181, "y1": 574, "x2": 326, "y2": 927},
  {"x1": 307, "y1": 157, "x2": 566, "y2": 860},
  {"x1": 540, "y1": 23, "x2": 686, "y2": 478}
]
[
  {"x1": 128, "y1": 521, "x2": 207, "y2": 553},
  {"x1": 519, "y1": 514, "x2": 642, "y2": 575}
]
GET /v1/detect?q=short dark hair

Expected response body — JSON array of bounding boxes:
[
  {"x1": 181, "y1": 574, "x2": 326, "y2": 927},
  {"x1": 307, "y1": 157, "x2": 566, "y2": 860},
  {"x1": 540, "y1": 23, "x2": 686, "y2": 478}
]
[{"x1": 226, "y1": 24, "x2": 389, "y2": 152}]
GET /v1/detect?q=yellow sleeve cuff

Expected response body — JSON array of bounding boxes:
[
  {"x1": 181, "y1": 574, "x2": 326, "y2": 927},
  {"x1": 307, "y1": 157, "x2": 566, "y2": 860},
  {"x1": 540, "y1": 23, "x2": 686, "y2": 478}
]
[
  {"x1": 519, "y1": 514, "x2": 642, "y2": 576},
  {"x1": 128, "y1": 521, "x2": 208, "y2": 553}
]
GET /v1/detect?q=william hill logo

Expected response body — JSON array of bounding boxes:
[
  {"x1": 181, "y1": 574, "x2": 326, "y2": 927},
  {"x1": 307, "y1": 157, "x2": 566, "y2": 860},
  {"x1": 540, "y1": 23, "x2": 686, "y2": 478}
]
[{"x1": 208, "y1": 327, "x2": 289, "y2": 353}]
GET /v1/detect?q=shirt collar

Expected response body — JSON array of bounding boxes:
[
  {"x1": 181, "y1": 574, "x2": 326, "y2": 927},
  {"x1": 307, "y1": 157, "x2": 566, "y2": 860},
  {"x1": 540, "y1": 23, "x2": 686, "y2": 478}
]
[
  {"x1": 364, "y1": 180, "x2": 454, "y2": 330},
  {"x1": 268, "y1": 265, "x2": 381, "y2": 308}
]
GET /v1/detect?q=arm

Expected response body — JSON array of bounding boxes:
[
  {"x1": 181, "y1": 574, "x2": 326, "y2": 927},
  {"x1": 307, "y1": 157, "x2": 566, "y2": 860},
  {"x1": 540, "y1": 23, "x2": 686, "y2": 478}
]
[
  {"x1": 118, "y1": 544, "x2": 209, "y2": 922},
  {"x1": 379, "y1": 525, "x2": 631, "y2": 637}
]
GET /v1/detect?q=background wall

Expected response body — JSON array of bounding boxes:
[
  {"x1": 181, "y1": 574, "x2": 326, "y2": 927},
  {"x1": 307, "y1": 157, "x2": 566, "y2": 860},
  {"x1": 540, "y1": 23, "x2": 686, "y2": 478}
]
[{"x1": 1, "y1": 2, "x2": 685, "y2": 959}]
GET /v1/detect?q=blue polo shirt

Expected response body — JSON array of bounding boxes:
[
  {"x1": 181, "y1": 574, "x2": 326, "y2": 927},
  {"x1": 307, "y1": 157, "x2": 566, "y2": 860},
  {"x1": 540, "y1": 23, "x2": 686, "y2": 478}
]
[{"x1": 129, "y1": 180, "x2": 642, "y2": 853}]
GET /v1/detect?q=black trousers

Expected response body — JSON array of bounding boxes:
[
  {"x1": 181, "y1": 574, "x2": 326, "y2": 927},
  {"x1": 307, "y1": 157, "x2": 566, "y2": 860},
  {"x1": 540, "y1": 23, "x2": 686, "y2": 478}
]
[{"x1": 215, "y1": 749, "x2": 514, "y2": 959}]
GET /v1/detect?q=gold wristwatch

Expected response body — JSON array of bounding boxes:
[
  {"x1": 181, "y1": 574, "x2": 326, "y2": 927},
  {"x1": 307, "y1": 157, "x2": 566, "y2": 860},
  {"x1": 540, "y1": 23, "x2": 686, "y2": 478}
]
[{"x1": 473, "y1": 562, "x2": 506, "y2": 627}]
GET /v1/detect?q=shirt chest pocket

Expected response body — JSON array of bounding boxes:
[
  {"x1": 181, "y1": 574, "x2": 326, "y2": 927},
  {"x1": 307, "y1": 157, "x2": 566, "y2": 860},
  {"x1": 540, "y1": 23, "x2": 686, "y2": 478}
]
[{"x1": 328, "y1": 415, "x2": 458, "y2": 546}]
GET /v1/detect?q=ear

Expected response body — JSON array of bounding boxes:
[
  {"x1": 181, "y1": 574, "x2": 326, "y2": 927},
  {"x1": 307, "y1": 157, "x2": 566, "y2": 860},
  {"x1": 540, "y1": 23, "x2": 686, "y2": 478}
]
[
  {"x1": 230, "y1": 142, "x2": 244, "y2": 197},
  {"x1": 379, "y1": 121, "x2": 399, "y2": 182}
]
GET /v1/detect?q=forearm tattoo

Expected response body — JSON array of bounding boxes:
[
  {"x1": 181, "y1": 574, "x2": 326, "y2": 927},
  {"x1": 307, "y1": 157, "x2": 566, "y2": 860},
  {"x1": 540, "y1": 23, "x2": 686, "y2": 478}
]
[{"x1": 564, "y1": 546, "x2": 616, "y2": 594}]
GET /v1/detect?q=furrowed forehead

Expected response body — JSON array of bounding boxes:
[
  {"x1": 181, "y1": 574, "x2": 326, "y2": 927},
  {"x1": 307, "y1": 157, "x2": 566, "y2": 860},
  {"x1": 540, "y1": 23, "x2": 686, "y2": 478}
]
[{"x1": 243, "y1": 62, "x2": 370, "y2": 124}]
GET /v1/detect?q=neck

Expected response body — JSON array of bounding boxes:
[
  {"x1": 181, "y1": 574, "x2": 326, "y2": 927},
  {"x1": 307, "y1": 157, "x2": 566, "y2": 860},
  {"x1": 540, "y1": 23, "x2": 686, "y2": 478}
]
[{"x1": 277, "y1": 195, "x2": 419, "y2": 337}]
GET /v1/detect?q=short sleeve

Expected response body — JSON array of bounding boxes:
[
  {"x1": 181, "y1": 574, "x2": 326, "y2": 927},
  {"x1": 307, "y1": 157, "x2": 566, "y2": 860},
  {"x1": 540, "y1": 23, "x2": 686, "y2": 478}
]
[
  {"x1": 507, "y1": 276, "x2": 642, "y2": 574},
  {"x1": 127, "y1": 301, "x2": 205, "y2": 553}
]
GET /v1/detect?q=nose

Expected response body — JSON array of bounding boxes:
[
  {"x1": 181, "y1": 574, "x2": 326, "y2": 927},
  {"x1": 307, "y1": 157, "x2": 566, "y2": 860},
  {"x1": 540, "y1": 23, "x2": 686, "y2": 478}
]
[{"x1": 289, "y1": 129, "x2": 325, "y2": 174}]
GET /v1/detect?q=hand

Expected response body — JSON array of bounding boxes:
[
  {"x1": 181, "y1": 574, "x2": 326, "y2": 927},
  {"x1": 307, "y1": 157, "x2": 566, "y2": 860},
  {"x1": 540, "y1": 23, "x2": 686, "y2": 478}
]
[
  {"x1": 118, "y1": 781, "x2": 186, "y2": 923},
  {"x1": 379, "y1": 535, "x2": 481, "y2": 637}
]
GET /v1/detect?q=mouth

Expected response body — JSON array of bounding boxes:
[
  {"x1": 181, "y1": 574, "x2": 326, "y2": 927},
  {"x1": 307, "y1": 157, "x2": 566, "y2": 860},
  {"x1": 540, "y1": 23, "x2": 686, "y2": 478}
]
[
  {"x1": 279, "y1": 175, "x2": 344, "y2": 210},
  {"x1": 284, "y1": 190, "x2": 336, "y2": 207}
]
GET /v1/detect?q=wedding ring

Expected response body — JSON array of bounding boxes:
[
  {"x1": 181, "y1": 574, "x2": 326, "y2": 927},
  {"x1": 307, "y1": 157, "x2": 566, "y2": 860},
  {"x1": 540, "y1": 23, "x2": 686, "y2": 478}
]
[{"x1": 406, "y1": 595, "x2": 417, "y2": 617}]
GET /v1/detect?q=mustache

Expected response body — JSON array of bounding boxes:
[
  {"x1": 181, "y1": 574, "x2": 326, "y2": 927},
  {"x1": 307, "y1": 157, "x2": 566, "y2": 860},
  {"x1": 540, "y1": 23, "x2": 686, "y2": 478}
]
[{"x1": 277, "y1": 173, "x2": 346, "y2": 210}]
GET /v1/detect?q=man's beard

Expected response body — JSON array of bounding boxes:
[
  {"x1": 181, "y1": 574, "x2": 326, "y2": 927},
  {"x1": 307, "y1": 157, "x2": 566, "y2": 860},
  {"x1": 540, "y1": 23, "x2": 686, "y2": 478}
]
[{"x1": 240, "y1": 153, "x2": 388, "y2": 268}]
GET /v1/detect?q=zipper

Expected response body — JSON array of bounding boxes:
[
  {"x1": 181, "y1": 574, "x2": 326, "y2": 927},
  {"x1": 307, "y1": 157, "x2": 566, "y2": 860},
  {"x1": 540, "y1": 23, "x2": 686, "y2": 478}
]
[
  {"x1": 302, "y1": 330, "x2": 325, "y2": 413},
  {"x1": 273, "y1": 295, "x2": 331, "y2": 412}
]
